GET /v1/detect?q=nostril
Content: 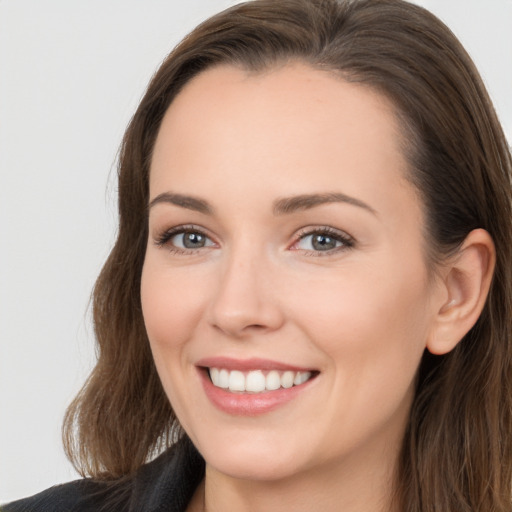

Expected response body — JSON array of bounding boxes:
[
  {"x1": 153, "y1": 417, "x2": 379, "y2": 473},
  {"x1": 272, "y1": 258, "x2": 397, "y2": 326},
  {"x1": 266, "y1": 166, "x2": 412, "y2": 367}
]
[{"x1": 212, "y1": 322, "x2": 268, "y2": 337}]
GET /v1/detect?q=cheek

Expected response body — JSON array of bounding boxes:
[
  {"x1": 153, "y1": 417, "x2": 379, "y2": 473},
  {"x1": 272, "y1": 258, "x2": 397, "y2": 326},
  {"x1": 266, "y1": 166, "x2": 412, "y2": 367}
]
[
  {"x1": 140, "y1": 259, "x2": 210, "y2": 424},
  {"x1": 140, "y1": 259, "x2": 208, "y2": 350},
  {"x1": 287, "y1": 256, "x2": 433, "y2": 382},
  {"x1": 305, "y1": 265, "x2": 430, "y2": 432}
]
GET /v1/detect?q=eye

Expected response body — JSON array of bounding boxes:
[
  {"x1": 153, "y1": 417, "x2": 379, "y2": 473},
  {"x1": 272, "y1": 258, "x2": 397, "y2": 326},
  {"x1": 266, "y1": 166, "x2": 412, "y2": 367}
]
[
  {"x1": 171, "y1": 230, "x2": 214, "y2": 249},
  {"x1": 292, "y1": 228, "x2": 354, "y2": 254},
  {"x1": 155, "y1": 226, "x2": 216, "y2": 252}
]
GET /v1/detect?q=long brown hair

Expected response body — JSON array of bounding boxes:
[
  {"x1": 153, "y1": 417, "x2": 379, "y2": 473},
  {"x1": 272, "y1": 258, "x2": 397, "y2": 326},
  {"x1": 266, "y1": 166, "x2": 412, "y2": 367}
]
[{"x1": 63, "y1": 0, "x2": 512, "y2": 509}]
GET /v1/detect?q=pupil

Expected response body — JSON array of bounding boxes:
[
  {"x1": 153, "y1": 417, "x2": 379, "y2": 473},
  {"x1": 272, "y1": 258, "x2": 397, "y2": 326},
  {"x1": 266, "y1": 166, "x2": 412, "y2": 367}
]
[
  {"x1": 184, "y1": 232, "x2": 205, "y2": 248},
  {"x1": 312, "y1": 234, "x2": 336, "y2": 251}
]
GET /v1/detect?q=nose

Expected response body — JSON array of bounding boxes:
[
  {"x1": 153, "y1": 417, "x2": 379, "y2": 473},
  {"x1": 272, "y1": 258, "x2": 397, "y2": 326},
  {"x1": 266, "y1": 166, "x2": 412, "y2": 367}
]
[{"x1": 207, "y1": 246, "x2": 285, "y2": 338}]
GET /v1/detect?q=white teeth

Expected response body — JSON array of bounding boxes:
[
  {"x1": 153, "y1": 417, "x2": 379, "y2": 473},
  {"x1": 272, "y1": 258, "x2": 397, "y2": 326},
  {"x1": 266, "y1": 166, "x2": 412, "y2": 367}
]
[
  {"x1": 218, "y1": 369, "x2": 229, "y2": 389},
  {"x1": 266, "y1": 370, "x2": 281, "y2": 390},
  {"x1": 208, "y1": 367, "x2": 313, "y2": 393},
  {"x1": 281, "y1": 371, "x2": 294, "y2": 389},
  {"x1": 228, "y1": 370, "x2": 245, "y2": 392},
  {"x1": 210, "y1": 367, "x2": 219, "y2": 384},
  {"x1": 246, "y1": 370, "x2": 266, "y2": 392},
  {"x1": 294, "y1": 371, "x2": 311, "y2": 385}
]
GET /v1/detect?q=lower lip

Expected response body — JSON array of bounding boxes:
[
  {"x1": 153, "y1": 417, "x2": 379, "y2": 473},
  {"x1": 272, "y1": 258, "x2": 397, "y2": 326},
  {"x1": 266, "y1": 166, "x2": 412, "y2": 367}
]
[{"x1": 199, "y1": 369, "x2": 316, "y2": 416}]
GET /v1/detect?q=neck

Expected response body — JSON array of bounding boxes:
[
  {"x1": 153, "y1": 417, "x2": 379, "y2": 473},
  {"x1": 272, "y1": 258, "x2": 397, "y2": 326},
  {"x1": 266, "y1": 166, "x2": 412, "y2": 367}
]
[{"x1": 191, "y1": 444, "x2": 400, "y2": 512}]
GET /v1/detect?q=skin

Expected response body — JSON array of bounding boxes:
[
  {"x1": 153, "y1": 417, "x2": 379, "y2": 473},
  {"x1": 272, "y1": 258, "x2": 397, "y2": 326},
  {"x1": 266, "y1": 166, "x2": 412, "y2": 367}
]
[{"x1": 140, "y1": 63, "x2": 470, "y2": 511}]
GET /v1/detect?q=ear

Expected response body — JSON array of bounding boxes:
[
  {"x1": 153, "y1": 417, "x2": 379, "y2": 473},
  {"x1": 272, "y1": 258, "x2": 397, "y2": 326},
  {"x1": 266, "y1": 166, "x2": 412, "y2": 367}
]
[{"x1": 427, "y1": 228, "x2": 495, "y2": 355}]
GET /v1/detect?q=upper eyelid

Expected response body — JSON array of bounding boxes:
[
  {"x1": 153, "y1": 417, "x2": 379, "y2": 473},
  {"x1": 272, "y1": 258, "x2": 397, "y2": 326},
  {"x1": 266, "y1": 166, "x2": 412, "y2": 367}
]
[
  {"x1": 290, "y1": 226, "x2": 355, "y2": 252},
  {"x1": 294, "y1": 226, "x2": 354, "y2": 242},
  {"x1": 153, "y1": 224, "x2": 216, "y2": 246},
  {"x1": 152, "y1": 224, "x2": 355, "y2": 248}
]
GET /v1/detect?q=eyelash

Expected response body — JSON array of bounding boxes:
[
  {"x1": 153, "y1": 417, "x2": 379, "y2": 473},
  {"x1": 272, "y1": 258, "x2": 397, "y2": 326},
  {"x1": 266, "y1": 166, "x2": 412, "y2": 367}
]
[
  {"x1": 292, "y1": 226, "x2": 354, "y2": 256},
  {"x1": 154, "y1": 225, "x2": 355, "y2": 256},
  {"x1": 154, "y1": 225, "x2": 214, "y2": 254}
]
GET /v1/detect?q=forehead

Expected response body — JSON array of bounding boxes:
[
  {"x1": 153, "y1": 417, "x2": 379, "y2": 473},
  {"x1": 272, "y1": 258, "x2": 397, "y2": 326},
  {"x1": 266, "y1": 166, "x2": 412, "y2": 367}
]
[{"x1": 150, "y1": 62, "x2": 413, "y2": 215}]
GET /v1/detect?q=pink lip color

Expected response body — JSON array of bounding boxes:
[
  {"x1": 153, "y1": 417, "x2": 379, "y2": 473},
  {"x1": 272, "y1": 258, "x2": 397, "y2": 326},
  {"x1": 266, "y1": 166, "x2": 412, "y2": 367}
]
[
  {"x1": 196, "y1": 356, "x2": 313, "y2": 372},
  {"x1": 196, "y1": 358, "x2": 317, "y2": 416}
]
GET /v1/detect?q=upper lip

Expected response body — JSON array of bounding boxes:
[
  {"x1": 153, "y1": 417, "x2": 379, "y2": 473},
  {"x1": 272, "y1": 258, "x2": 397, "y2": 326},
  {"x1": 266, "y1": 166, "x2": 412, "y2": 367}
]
[{"x1": 196, "y1": 357, "x2": 316, "y2": 372}]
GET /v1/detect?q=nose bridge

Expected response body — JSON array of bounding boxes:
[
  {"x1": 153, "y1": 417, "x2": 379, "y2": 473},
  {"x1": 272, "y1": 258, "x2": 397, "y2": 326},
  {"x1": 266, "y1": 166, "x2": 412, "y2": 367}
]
[{"x1": 208, "y1": 235, "x2": 283, "y2": 336}]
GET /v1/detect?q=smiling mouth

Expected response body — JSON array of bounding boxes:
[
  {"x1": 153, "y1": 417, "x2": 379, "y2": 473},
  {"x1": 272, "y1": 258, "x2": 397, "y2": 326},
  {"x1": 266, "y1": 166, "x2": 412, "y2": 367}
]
[{"x1": 207, "y1": 368, "x2": 316, "y2": 393}]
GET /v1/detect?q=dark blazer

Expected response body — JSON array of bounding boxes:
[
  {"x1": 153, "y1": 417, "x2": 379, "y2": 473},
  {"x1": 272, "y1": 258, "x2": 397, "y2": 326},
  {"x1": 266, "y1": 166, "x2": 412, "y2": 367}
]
[{"x1": 2, "y1": 438, "x2": 205, "y2": 512}]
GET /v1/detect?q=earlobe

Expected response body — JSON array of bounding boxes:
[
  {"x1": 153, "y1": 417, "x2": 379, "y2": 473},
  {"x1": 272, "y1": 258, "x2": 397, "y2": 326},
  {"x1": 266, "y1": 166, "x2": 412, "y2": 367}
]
[{"x1": 427, "y1": 229, "x2": 495, "y2": 355}]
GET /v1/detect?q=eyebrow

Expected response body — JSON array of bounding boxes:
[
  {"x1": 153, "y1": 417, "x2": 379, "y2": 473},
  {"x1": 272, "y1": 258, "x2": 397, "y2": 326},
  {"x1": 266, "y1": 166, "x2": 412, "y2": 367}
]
[
  {"x1": 148, "y1": 192, "x2": 213, "y2": 215},
  {"x1": 147, "y1": 191, "x2": 376, "y2": 216},
  {"x1": 273, "y1": 193, "x2": 377, "y2": 216}
]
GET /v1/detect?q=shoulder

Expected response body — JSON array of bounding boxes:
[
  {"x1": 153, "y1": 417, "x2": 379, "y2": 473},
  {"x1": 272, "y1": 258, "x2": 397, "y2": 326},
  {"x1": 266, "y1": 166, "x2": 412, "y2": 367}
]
[
  {"x1": 2, "y1": 437, "x2": 205, "y2": 512},
  {"x1": 1, "y1": 478, "x2": 110, "y2": 512}
]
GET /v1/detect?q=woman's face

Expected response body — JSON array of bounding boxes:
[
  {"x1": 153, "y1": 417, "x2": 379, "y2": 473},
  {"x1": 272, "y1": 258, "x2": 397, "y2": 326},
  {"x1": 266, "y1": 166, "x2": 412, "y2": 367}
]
[{"x1": 141, "y1": 63, "x2": 444, "y2": 482}]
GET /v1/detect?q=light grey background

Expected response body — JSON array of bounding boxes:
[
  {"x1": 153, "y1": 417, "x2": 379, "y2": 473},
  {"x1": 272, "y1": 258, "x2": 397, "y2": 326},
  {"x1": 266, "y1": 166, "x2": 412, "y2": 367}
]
[{"x1": 1, "y1": 0, "x2": 511, "y2": 503}]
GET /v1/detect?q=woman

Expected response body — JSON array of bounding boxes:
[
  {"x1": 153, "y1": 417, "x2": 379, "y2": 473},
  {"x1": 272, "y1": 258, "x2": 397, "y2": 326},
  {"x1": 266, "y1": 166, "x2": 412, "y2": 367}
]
[{"x1": 4, "y1": 0, "x2": 511, "y2": 510}]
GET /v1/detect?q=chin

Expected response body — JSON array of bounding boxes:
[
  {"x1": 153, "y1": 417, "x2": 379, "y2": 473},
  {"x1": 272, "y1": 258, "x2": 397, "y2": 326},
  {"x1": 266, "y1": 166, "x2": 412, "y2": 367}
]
[
  {"x1": 192, "y1": 430, "x2": 311, "y2": 482},
  {"x1": 207, "y1": 453, "x2": 306, "y2": 482}
]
